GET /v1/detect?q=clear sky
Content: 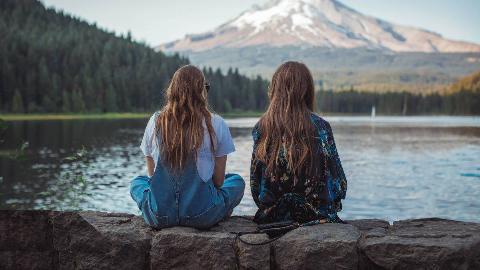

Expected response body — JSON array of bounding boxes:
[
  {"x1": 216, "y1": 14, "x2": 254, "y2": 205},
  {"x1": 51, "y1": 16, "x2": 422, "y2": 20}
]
[{"x1": 41, "y1": 0, "x2": 480, "y2": 47}]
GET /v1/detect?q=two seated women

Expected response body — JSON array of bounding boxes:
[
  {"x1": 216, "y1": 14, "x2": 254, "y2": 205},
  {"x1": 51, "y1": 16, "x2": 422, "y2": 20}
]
[{"x1": 130, "y1": 61, "x2": 347, "y2": 229}]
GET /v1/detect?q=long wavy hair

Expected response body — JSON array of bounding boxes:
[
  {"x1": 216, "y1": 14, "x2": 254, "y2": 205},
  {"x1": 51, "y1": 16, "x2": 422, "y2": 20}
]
[
  {"x1": 156, "y1": 65, "x2": 215, "y2": 172},
  {"x1": 255, "y1": 61, "x2": 316, "y2": 180}
]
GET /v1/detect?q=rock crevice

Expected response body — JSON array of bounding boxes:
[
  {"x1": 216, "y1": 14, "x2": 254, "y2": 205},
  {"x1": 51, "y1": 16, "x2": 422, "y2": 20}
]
[{"x1": 1, "y1": 210, "x2": 479, "y2": 270}]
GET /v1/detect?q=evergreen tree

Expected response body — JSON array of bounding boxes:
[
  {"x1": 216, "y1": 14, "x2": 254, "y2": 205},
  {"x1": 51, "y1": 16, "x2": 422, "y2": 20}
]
[
  {"x1": 224, "y1": 100, "x2": 232, "y2": 113},
  {"x1": 105, "y1": 85, "x2": 118, "y2": 112},
  {"x1": 42, "y1": 96, "x2": 56, "y2": 112},
  {"x1": 62, "y1": 92, "x2": 71, "y2": 113},
  {"x1": 72, "y1": 90, "x2": 86, "y2": 112},
  {"x1": 11, "y1": 90, "x2": 24, "y2": 113}
]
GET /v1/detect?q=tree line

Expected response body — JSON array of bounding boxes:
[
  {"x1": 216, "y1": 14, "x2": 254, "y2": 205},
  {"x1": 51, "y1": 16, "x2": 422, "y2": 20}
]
[
  {"x1": 317, "y1": 88, "x2": 480, "y2": 115},
  {"x1": 317, "y1": 71, "x2": 480, "y2": 115},
  {"x1": 0, "y1": 0, "x2": 268, "y2": 114},
  {"x1": 203, "y1": 67, "x2": 268, "y2": 113}
]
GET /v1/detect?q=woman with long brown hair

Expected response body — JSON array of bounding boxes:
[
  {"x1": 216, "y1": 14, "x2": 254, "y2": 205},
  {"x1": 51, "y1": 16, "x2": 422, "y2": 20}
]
[
  {"x1": 250, "y1": 61, "x2": 347, "y2": 224},
  {"x1": 130, "y1": 65, "x2": 244, "y2": 229}
]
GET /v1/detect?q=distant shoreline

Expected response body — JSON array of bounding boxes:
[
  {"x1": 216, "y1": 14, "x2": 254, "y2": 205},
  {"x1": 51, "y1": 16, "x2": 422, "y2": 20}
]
[{"x1": 2, "y1": 112, "x2": 477, "y2": 121}]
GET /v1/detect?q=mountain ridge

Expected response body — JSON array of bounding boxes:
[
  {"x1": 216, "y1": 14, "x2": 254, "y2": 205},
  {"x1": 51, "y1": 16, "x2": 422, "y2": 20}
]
[
  {"x1": 158, "y1": 0, "x2": 480, "y2": 53},
  {"x1": 156, "y1": 0, "x2": 480, "y2": 93}
]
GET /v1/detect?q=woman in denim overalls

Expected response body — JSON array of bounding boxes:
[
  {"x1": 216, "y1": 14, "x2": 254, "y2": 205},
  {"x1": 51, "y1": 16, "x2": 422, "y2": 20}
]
[{"x1": 130, "y1": 65, "x2": 245, "y2": 229}]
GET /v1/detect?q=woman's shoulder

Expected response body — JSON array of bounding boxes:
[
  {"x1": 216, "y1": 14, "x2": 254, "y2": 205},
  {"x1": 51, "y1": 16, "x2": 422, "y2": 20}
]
[
  {"x1": 251, "y1": 120, "x2": 262, "y2": 142},
  {"x1": 211, "y1": 113, "x2": 228, "y2": 128},
  {"x1": 310, "y1": 112, "x2": 331, "y2": 131},
  {"x1": 148, "y1": 111, "x2": 160, "y2": 121},
  {"x1": 211, "y1": 113, "x2": 224, "y2": 121},
  {"x1": 145, "y1": 111, "x2": 160, "y2": 128},
  {"x1": 210, "y1": 114, "x2": 233, "y2": 138}
]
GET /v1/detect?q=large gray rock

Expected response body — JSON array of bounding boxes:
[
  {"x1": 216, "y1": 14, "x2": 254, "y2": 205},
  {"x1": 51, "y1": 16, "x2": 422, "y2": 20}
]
[
  {"x1": 0, "y1": 210, "x2": 153, "y2": 270},
  {"x1": 273, "y1": 223, "x2": 362, "y2": 270},
  {"x1": 0, "y1": 210, "x2": 56, "y2": 270},
  {"x1": 346, "y1": 219, "x2": 390, "y2": 232},
  {"x1": 150, "y1": 226, "x2": 236, "y2": 269},
  {"x1": 52, "y1": 211, "x2": 152, "y2": 270},
  {"x1": 149, "y1": 216, "x2": 271, "y2": 270},
  {"x1": 213, "y1": 216, "x2": 271, "y2": 270},
  {"x1": 359, "y1": 218, "x2": 480, "y2": 270}
]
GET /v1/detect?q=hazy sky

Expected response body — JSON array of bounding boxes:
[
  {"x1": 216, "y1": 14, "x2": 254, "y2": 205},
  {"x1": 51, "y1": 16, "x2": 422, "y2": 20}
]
[{"x1": 41, "y1": 0, "x2": 480, "y2": 46}]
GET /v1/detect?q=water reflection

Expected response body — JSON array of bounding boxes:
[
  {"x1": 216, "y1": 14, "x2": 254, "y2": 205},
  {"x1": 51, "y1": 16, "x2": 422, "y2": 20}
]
[{"x1": 1, "y1": 117, "x2": 479, "y2": 222}]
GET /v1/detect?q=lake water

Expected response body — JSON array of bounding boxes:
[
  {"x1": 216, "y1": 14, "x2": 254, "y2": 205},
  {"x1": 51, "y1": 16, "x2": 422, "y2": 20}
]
[{"x1": 1, "y1": 116, "x2": 479, "y2": 222}]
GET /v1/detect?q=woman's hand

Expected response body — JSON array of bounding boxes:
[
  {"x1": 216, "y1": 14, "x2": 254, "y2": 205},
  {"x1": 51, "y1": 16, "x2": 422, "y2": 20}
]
[{"x1": 212, "y1": 155, "x2": 227, "y2": 188}]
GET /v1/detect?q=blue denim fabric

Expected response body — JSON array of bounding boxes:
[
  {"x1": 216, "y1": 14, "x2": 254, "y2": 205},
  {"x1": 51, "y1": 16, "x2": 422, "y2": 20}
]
[{"x1": 130, "y1": 158, "x2": 245, "y2": 229}]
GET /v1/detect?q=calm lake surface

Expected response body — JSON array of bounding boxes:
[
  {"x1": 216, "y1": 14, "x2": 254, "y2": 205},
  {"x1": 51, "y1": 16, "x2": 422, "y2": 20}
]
[{"x1": 1, "y1": 116, "x2": 479, "y2": 222}]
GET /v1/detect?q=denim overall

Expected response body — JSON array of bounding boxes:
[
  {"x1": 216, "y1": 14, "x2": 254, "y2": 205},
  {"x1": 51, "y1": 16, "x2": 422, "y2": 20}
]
[{"x1": 130, "y1": 156, "x2": 245, "y2": 229}]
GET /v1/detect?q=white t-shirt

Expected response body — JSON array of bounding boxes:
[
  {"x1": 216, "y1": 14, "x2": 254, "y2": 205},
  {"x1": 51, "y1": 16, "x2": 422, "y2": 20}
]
[{"x1": 140, "y1": 112, "x2": 235, "y2": 182}]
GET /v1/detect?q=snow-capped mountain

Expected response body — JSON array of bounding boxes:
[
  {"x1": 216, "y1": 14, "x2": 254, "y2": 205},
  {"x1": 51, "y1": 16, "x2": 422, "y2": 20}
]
[{"x1": 159, "y1": 0, "x2": 480, "y2": 53}]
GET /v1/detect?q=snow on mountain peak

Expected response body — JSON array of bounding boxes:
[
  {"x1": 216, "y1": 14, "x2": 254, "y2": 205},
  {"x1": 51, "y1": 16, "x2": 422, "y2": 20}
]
[
  {"x1": 228, "y1": 0, "x2": 340, "y2": 36},
  {"x1": 159, "y1": 0, "x2": 480, "y2": 53}
]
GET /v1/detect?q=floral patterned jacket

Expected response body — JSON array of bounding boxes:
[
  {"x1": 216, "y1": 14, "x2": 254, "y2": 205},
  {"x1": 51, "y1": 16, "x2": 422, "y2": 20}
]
[{"x1": 250, "y1": 113, "x2": 347, "y2": 224}]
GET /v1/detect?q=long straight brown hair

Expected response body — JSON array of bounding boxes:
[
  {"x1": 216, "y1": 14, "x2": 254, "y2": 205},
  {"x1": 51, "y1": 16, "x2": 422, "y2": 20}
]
[
  {"x1": 156, "y1": 65, "x2": 215, "y2": 172},
  {"x1": 255, "y1": 61, "x2": 316, "y2": 180}
]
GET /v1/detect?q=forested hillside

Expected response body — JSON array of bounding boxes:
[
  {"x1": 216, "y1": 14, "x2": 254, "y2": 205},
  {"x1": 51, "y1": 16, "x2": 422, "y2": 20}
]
[
  {"x1": 0, "y1": 0, "x2": 268, "y2": 113},
  {"x1": 317, "y1": 72, "x2": 480, "y2": 115},
  {"x1": 448, "y1": 71, "x2": 480, "y2": 94}
]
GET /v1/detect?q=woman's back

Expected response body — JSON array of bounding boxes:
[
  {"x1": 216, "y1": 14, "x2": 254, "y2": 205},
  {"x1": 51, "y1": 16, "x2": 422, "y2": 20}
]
[
  {"x1": 140, "y1": 113, "x2": 235, "y2": 183},
  {"x1": 130, "y1": 65, "x2": 245, "y2": 229},
  {"x1": 251, "y1": 113, "x2": 347, "y2": 223},
  {"x1": 250, "y1": 62, "x2": 347, "y2": 224},
  {"x1": 139, "y1": 113, "x2": 239, "y2": 228},
  {"x1": 145, "y1": 154, "x2": 229, "y2": 228}
]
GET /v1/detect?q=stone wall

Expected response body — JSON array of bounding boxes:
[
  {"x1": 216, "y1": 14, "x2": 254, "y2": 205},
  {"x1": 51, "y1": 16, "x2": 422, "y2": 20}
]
[{"x1": 0, "y1": 210, "x2": 479, "y2": 269}]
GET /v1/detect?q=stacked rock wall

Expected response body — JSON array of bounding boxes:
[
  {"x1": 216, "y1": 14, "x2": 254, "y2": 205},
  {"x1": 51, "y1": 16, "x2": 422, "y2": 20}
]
[{"x1": 1, "y1": 210, "x2": 479, "y2": 269}]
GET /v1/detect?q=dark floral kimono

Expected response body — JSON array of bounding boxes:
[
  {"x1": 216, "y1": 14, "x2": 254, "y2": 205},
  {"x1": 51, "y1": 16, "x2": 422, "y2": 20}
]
[{"x1": 250, "y1": 113, "x2": 347, "y2": 224}]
